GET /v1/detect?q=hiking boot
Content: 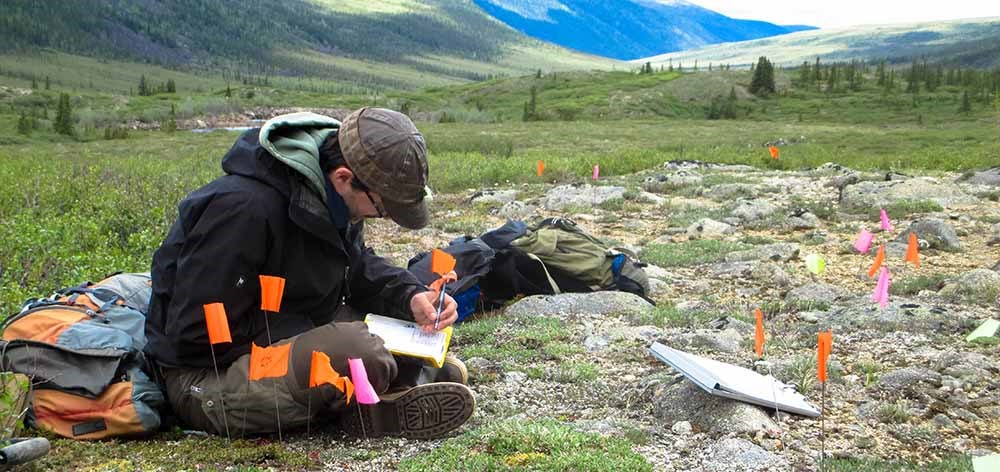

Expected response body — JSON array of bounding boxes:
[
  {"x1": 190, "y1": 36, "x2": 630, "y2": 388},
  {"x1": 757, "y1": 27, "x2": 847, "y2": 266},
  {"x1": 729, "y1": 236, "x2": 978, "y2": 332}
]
[
  {"x1": 340, "y1": 382, "x2": 475, "y2": 440},
  {"x1": 433, "y1": 354, "x2": 468, "y2": 385}
]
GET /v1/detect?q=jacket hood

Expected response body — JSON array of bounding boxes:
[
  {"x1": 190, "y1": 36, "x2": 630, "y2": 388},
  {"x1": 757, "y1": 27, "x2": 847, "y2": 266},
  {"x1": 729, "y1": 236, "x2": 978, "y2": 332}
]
[{"x1": 249, "y1": 112, "x2": 341, "y2": 199}]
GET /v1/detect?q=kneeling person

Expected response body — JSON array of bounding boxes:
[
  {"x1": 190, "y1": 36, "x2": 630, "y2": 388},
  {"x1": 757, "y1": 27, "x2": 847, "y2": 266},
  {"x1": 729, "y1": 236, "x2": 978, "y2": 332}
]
[{"x1": 145, "y1": 108, "x2": 473, "y2": 438}]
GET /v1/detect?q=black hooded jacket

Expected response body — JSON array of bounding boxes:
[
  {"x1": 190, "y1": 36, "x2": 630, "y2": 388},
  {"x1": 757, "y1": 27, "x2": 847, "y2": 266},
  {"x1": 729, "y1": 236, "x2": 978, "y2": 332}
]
[{"x1": 145, "y1": 130, "x2": 426, "y2": 368}]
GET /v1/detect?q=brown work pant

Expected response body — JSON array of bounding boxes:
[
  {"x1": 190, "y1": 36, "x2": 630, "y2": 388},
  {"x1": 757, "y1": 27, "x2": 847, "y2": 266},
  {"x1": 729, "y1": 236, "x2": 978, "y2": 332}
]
[{"x1": 160, "y1": 320, "x2": 425, "y2": 435}]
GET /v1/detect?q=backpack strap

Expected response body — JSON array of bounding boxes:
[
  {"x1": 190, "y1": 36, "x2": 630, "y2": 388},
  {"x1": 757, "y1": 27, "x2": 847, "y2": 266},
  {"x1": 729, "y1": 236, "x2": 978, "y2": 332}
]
[{"x1": 524, "y1": 253, "x2": 561, "y2": 294}]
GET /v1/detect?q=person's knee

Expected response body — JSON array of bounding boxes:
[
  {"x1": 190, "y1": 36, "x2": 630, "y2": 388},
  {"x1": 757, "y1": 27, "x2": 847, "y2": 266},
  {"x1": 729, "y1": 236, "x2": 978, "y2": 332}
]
[{"x1": 291, "y1": 321, "x2": 397, "y2": 392}]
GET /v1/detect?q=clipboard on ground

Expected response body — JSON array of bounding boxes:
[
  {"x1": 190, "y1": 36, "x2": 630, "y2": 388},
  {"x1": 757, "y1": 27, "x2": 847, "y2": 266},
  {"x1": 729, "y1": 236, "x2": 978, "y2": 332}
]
[{"x1": 649, "y1": 342, "x2": 820, "y2": 417}]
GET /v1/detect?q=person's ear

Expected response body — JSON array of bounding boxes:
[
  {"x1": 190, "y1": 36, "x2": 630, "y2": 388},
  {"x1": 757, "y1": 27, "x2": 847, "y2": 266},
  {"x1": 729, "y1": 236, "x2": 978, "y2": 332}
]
[{"x1": 329, "y1": 167, "x2": 354, "y2": 185}]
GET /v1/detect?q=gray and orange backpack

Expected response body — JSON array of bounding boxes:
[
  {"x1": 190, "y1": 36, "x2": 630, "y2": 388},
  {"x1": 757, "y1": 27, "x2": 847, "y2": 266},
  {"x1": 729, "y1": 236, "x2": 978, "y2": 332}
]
[{"x1": 0, "y1": 273, "x2": 164, "y2": 439}]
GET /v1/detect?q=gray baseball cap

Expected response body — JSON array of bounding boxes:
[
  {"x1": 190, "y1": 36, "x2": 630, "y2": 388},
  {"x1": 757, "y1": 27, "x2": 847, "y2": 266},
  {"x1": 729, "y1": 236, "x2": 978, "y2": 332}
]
[{"x1": 339, "y1": 107, "x2": 429, "y2": 229}]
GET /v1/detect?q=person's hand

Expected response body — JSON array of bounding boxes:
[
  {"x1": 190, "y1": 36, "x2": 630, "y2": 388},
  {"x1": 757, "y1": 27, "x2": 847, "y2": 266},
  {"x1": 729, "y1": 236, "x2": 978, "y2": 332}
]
[{"x1": 410, "y1": 290, "x2": 457, "y2": 333}]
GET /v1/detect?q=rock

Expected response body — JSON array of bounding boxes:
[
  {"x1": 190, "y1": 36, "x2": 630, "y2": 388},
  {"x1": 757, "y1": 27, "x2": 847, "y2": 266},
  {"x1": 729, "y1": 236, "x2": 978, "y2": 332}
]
[
  {"x1": 751, "y1": 262, "x2": 792, "y2": 288},
  {"x1": 709, "y1": 316, "x2": 754, "y2": 333},
  {"x1": 989, "y1": 223, "x2": 1000, "y2": 246},
  {"x1": 671, "y1": 421, "x2": 693, "y2": 435},
  {"x1": 895, "y1": 218, "x2": 962, "y2": 252},
  {"x1": 957, "y1": 167, "x2": 1000, "y2": 186},
  {"x1": 825, "y1": 172, "x2": 861, "y2": 190},
  {"x1": 873, "y1": 367, "x2": 941, "y2": 398},
  {"x1": 642, "y1": 171, "x2": 704, "y2": 193},
  {"x1": 700, "y1": 438, "x2": 790, "y2": 472},
  {"x1": 885, "y1": 241, "x2": 909, "y2": 258},
  {"x1": 583, "y1": 334, "x2": 611, "y2": 352},
  {"x1": 652, "y1": 380, "x2": 778, "y2": 435},
  {"x1": 787, "y1": 211, "x2": 820, "y2": 229},
  {"x1": 686, "y1": 218, "x2": 736, "y2": 238},
  {"x1": 542, "y1": 185, "x2": 625, "y2": 210},
  {"x1": 704, "y1": 183, "x2": 760, "y2": 201},
  {"x1": 492, "y1": 201, "x2": 537, "y2": 220},
  {"x1": 785, "y1": 283, "x2": 848, "y2": 305},
  {"x1": 820, "y1": 298, "x2": 971, "y2": 335},
  {"x1": 504, "y1": 371, "x2": 528, "y2": 383},
  {"x1": 469, "y1": 189, "x2": 517, "y2": 205},
  {"x1": 725, "y1": 243, "x2": 800, "y2": 263},
  {"x1": 730, "y1": 199, "x2": 779, "y2": 223},
  {"x1": 671, "y1": 328, "x2": 744, "y2": 353},
  {"x1": 505, "y1": 292, "x2": 654, "y2": 320},
  {"x1": 648, "y1": 278, "x2": 670, "y2": 297},
  {"x1": 637, "y1": 191, "x2": 667, "y2": 205},
  {"x1": 932, "y1": 413, "x2": 958, "y2": 429},
  {"x1": 709, "y1": 261, "x2": 757, "y2": 279},
  {"x1": 933, "y1": 351, "x2": 1000, "y2": 384},
  {"x1": 643, "y1": 264, "x2": 673, "y2": 280},
  {"x1": 841, "y1": 178, "x2": 975, "y2": 212},
  {"x1": 938, "y1": 269, "x2": 1000, "y2": 303}
]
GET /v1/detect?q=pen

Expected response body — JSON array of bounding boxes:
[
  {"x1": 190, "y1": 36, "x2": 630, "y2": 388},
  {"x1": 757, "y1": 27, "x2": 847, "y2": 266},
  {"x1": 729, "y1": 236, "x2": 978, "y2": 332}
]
[{"x1": 433, "y1": 281, "x2": 447, "y2": 331}]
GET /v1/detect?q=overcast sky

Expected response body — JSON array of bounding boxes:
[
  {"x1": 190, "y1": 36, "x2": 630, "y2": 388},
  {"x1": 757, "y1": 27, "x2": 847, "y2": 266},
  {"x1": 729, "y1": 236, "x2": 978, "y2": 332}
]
[{"x1": 684, "y1": 1, "x2": 999, "y2": 28}]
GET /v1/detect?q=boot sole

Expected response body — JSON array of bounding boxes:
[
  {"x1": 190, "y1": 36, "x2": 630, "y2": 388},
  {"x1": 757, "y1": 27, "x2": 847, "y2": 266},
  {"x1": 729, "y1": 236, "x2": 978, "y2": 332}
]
[{"x1": 341, "y1": 382, "x2": 475, "y2": 440}]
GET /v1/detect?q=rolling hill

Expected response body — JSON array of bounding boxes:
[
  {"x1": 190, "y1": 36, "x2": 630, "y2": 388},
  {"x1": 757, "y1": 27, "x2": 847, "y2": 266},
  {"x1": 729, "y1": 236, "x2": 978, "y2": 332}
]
[
  {"x1": 0, "y1": 0, "x2": 618, "y2": 91},
  {"x1": 472, "y1": 0, "x2": 815, "y2": 60},
  {"x1": 638, "y1": 17, "x2": 1000, "y2": 68}
]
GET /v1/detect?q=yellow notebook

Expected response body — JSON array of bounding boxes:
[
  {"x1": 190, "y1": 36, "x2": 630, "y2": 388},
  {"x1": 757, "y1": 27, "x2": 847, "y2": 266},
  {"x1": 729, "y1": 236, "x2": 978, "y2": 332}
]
[{"x1": 364, "y1": 314, "x2": 453, "y2": 368}]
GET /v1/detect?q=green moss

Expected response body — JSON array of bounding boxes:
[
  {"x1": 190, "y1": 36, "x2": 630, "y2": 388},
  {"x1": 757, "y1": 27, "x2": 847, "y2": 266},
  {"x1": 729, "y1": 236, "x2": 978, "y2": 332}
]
[{"x1": 399, "y1": 418, "x2": 652, "y2": 471}]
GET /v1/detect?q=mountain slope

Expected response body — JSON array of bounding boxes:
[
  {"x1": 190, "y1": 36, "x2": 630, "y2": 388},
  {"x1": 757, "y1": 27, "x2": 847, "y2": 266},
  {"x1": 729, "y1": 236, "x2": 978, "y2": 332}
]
[
  {"x1": 472, "y1": 0, "x2": 815, "y2": 60},
  {"x1": 639, "y1": 17, "x2": 1000, "y2": 68},
  {"x1": 0, "y1": 0, "x2": 617, "y2": 89}
]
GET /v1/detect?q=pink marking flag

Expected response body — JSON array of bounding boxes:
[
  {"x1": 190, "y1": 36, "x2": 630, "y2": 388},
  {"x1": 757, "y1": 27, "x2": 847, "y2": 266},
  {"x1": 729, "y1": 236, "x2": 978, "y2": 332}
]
[
  {"x1": 871, "y1": 267, "x2": 890, "y2": 309},
  {"x1": 592, "y1": 164, "x2": 600, "y2": 181},
  {"x1": 347, "y1": 358, "x2": 380, "y2": 405},
  {"x1": 879, "y1": 209, "x2": 893, "y2": 232},
  {"x1": 853, "y1": 229, "x2": 874, "y2": 254}
]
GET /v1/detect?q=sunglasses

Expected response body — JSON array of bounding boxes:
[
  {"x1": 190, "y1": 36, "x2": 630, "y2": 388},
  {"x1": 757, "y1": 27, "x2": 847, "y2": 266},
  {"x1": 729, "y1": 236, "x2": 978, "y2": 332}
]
[{"x1": 363, "y1": 189, "x2": 385, "y2": 218}]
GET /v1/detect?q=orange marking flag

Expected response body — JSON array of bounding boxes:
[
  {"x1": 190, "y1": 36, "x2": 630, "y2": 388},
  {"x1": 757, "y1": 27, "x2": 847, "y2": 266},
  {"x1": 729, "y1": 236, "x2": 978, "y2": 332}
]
[
  {"x1": 867, "y1": 245, "x2": 885, "y2": 278},
  {"x1": 309, "y1": 351, "x2": 355, "y2": 404},
  {"x1": 249, "y1": 342, "x2": 290, "y2": 381},
  {"x1": 429, "y1": 249, "x2": 457, "y2": 276},
  {"x1": 905, "y1": 233, "x2": 920, "y2": 268},
  {"x1": 817, "y1": 331, "x2": 833, "y2": 383},
  {"x1": 203, "y1": 303, "x2": 232, "y2": 345},
  {"x1": 536, "y1": 160, "x2": 545, "y2": 177},
  {"x1": 768, "y1": 145, "x2": 779, "y2": 160},
  {"x1": 754, "y1": 308, "x2": 765, "y2": 358},
  {"x1": 259, "y1": 275, "x2": 286, "y2": 312}
]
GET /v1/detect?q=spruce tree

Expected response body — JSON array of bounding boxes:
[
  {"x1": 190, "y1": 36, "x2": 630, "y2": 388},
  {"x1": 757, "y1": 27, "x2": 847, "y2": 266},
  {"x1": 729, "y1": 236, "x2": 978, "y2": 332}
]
[
  {"x1": 959, "y1": 90, "x2": 971, "y2": 114},
  {"x1": 44, "y1": 76, "x2": 50, "y2": 90},
  {"x1": 165, "y1": 104, "x2": 177, "y2": 133},
  {"x1": 54, "y1": 93, "x2": 74, "y2": 136},
  {"x1": 16, "y1": 111, "x2": 31, "y2": 135},
  {"x1": 167, "y1": 79, "x2": 176, "y2": 93},
  {"x1": 749, "y1": 56, "x2": 775, "y2": 97},
  {"x1": 138, "y1": 75, "x2": 149, "y2": 96},
  {"x1": 31, "y1": 77, "x2": 37, "y2": 89}
]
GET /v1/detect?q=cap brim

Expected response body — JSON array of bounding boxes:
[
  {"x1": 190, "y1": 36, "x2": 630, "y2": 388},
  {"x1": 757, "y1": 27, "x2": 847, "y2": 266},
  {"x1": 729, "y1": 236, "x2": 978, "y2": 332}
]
[{"x1": 382, "y1": 197, "x2": 429, "y2": 230}]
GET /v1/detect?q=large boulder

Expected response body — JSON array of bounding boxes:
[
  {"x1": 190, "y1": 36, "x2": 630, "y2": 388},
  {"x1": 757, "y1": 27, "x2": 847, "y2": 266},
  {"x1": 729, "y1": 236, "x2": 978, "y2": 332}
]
[
  {"x1": 504, "y1": 292, "x2": 654, "y2": 320},
  {"x1": 957, "y1": 167, "x2": 1000, "y2": 187},
  {"x1": 651, "y1": 380, "x2": 778, "y2": 435},
  {"x1": 938, "y1": 269, "x2": 1000, "y2": 303},
  {"x1": 840, "y1": 178, "x2": 975, "y2": 212},
  {"x1": 542, "y1": 185, "x2": 625, "y2": 210},
  {"x1": 895, "y1": 218, "x2": 962, "y2": 252}
]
